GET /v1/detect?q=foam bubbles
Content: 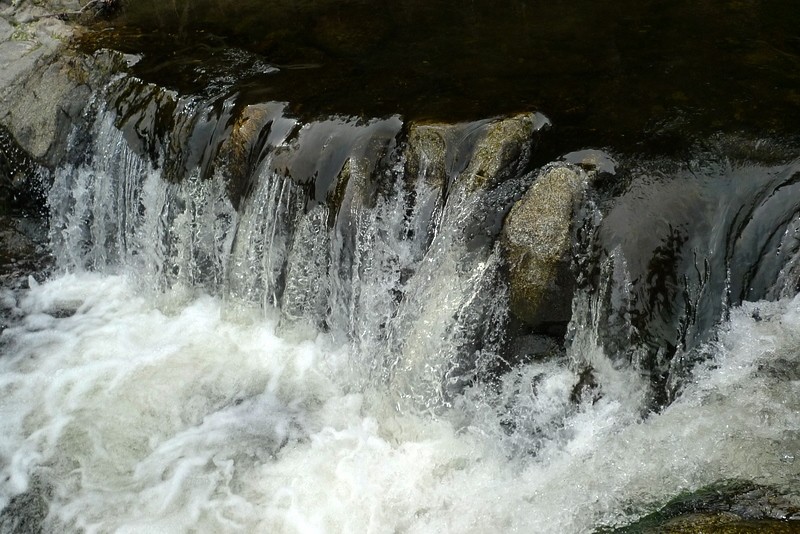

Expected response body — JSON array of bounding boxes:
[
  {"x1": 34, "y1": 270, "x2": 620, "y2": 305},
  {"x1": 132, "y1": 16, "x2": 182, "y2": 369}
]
[{"x1": 1, "y1": 274, "x2": 799, "y2": 533}]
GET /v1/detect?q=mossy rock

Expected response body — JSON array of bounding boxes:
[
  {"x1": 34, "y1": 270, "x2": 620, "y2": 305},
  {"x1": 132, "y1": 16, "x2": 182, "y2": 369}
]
[
  {"x1": 604, "y1": 480, "x2": 800, "y2": 534},
  {"x1": 405, "y1": 112, "x2": 545, "y2": 195},
  {"x1": 404, "y1": 123, "x2": 449, "y2": 191},
  {"x1": 649, "y1": 512, "x2": 800, "y2": 533}
]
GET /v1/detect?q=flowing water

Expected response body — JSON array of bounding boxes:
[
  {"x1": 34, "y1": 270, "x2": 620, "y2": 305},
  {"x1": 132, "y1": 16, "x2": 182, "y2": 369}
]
[
  {"x1": 1, "y1": 66, "x2": 799, "y2": 532},
  {"x1": 3, "y1": 2, "x2": 800, "y2": 532}
]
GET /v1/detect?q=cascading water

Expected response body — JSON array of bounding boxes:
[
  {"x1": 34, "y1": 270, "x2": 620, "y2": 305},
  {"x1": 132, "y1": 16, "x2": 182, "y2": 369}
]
[{"x1": 2, "y1": 66, "x2": 800, "y2": 533}]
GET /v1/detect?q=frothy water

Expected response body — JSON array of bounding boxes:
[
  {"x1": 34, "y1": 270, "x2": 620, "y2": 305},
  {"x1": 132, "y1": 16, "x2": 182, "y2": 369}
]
[
  {"x1": 3, "y1": 70, "x2": 800, "y2": 532},
  {"x1": 1, "y1": 272, "x2": 799, "y2": 532}
]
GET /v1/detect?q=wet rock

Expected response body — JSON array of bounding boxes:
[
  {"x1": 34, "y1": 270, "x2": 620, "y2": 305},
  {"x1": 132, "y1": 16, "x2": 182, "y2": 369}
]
[
  {"x1": 607, "y1": 480, "x2": 800, "y2": 533},
  {"x1": 650, "y1": 513, "x2": 800, "y2": 533},
  {"x1": 501, "y1": 163, "x2": 588, "y2": 332},
  {"x1": 216, "y1": 103, "x2": 278, "y2": 207},
  {"x1": 0, "y1": 124, "x2": 46, "y2": 217},
  {"x1": 0, "y1": 124, "x2": 52, "y2": 292},
  {"x1": 460, "y1": 112, "x2": 546, "y2": 192},
  {"x1": 225, "y1": 104, "x2": 271, "y2": 165},
  {"x1": 405, "y1": 112, "x2": 548, "y2": 194},
  {"x1": 570, "y1": 366, "x2": 600, "y2": 404},
  {"x1": 563, "y1": 148, "x2": 618, "y2": 176},
  {"x1": 404, "y1": 123, "x2": 450, "y2": 190},
  {"x1": 0, "y1": 216, "x2": 52, "y2": 285}
]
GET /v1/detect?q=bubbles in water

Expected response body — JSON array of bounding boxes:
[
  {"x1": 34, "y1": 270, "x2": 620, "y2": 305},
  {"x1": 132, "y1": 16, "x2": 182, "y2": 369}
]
[{"x1": 1, "y1": 274, "x2": 799, "y2": 532}]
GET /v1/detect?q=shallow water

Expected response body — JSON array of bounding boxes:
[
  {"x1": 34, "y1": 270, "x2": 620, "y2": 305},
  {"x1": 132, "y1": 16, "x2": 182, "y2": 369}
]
[{"x1": 1, "y1": 272, "x2": 799, "y2": 533}]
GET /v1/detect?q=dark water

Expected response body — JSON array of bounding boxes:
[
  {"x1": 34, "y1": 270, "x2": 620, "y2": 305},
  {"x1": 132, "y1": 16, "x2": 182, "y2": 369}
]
[{"x1": 80, "y1": 0, "x2": 800, "y2": 155}]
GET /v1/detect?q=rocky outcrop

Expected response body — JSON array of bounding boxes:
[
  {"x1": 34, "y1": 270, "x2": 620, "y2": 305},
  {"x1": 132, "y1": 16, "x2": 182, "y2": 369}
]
[
  {"x1": 0, "y1": 0, "x2": 121, "y2": 289},
  {"x1": 501, "y1": 163, "x2": 589, "y2": 333},
  {"x1": 0, "y1": 1, "x2": 78, "y2": 163},
  {"x1": 0, "y1": 1, "x2": 128, "y2": 164}
]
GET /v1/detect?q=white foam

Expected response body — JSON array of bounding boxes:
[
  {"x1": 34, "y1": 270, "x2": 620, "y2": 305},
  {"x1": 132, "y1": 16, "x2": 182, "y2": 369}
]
[{"x1": 1, "y1": 274, "x2": 799, "y2": 533}]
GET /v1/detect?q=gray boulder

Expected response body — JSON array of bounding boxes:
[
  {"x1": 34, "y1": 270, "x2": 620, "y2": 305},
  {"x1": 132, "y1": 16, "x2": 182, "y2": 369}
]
[{"x1": 0, "y1": 3, "x2": 71, "y2": 156}]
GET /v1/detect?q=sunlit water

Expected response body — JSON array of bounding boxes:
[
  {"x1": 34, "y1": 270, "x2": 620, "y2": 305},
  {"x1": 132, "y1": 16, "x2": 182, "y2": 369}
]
[{"x1": 1, "y1": 271, "x2": 799, "y2": 533}]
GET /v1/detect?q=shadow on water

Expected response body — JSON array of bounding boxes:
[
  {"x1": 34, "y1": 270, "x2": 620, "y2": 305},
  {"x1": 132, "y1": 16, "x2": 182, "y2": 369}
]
[{"x1": 78, "y1": 0, "x2": 800, "y2": 156}]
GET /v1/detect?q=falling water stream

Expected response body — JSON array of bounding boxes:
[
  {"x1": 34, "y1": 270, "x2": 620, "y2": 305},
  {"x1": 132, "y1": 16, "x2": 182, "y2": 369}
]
[
  {"x1": 2, "y1": 1, "x2": 800, "y2": 532},
  {"x1": 1, "y1": 63, "x2": 799, "y2": 532}
]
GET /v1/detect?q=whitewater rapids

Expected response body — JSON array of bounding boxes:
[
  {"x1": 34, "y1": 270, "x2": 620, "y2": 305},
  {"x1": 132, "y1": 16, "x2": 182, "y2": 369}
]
[{"x1": 1, "y1": 272, "x2": 798, "y2": 533}]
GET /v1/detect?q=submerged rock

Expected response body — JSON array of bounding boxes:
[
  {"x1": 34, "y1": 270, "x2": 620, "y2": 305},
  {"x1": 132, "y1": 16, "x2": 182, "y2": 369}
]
[{"x1": 501, "y1": 163, "x2": 589, "y2": 333}]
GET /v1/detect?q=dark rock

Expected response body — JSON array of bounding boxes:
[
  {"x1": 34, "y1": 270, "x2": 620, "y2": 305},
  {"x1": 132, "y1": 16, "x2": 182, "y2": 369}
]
[
  {"x1": 0, "y1": 216, "x2": 52, "y2": 286},
  {"x1": 0, "y1": 124, "x2": 46, "y2": 217}
]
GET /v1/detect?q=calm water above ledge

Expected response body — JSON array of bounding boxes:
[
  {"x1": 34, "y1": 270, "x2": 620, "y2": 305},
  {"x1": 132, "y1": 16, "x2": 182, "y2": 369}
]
[{"x1": 79, "y1": 0, "x2": 800, "y2": 156}]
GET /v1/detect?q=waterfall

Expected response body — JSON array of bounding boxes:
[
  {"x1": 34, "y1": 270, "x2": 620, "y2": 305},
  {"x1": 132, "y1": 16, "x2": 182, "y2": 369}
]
[
  {"x1": 2, "y1": 67, "x2": 800, "y2": 533},
  {"x1": 44, "y1": 75, "x2": 550, "y2": 411}
]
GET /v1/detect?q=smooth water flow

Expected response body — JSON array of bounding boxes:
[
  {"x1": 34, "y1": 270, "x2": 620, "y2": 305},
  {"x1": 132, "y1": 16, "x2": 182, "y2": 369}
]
[{"x1": 2, "y1": 67, "x2": 800, "y2": 532}]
